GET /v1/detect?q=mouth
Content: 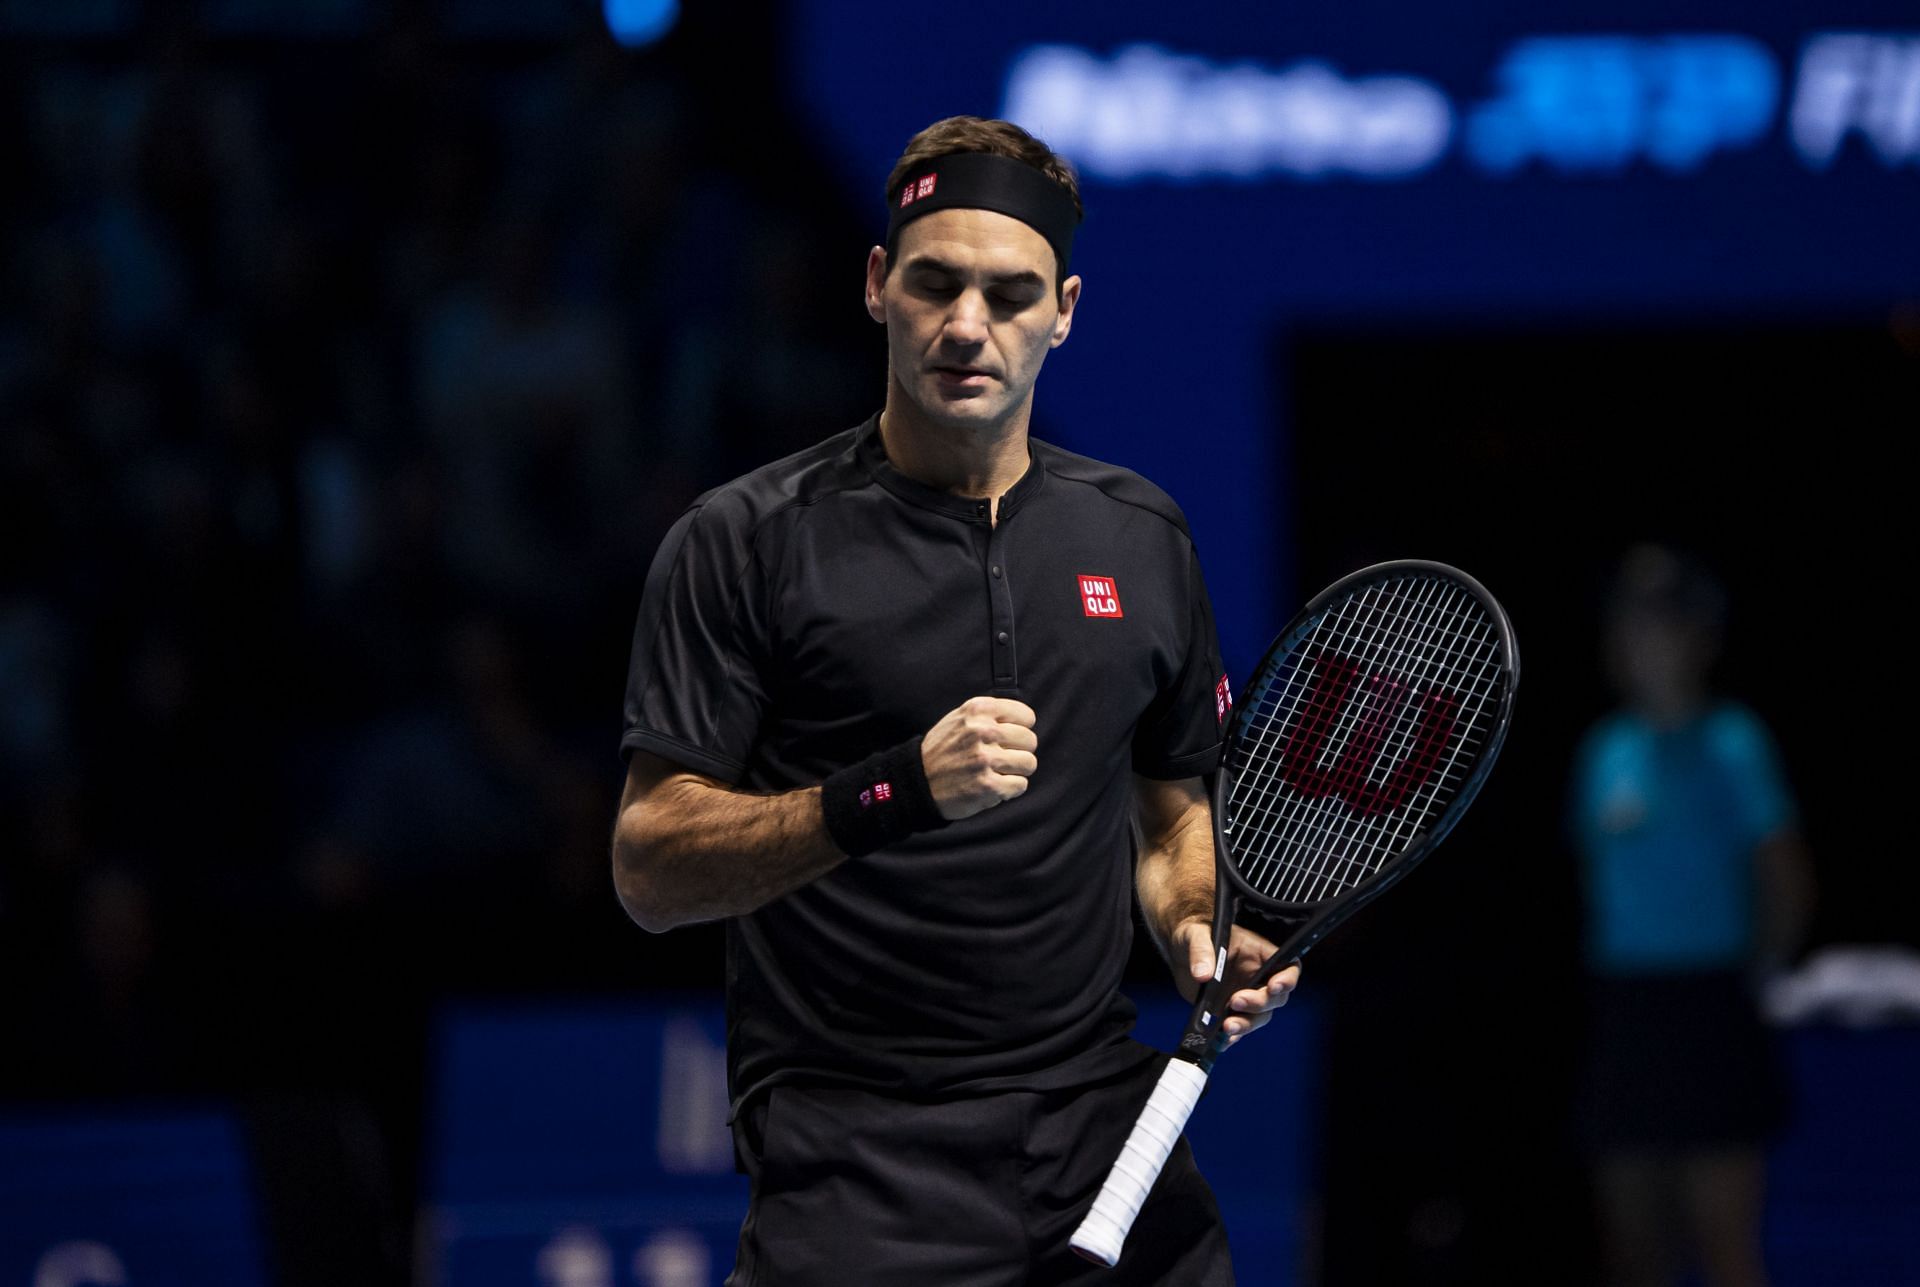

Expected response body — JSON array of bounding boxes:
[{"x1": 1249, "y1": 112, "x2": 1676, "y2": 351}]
[{"x1": 932, "y1": 365, "x2": 995, "y2": 386}]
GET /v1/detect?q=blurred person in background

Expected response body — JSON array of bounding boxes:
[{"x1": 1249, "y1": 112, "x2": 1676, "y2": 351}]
[{"x1": 1570, "y1": 544, "x2": 1815, "y2": 1287}]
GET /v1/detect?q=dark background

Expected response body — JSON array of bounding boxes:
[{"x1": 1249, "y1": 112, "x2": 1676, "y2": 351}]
[
  {"x1": 0, "y1": 0, "x2": 878, "y2": 1273},
  {"x1": 1289, "y1": 321, "x2": 1916, "y2": 1282},
  {"x1": 1, "y1": 1, "x2": 1914, "y2": 1283}
]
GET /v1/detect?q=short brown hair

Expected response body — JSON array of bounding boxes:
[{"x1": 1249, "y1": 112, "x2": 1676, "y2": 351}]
[{"x1": 882, "y1": 116, "x2": 1082, "y2": 291}]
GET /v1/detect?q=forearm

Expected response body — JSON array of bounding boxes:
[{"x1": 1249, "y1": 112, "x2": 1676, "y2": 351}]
[
  {"x1": 613, "y1": 772, "x2": 846, "y2": 932},
  {"x1": 615, "y1": 697, "x2": 1040, "y2": 933},
  {"x1": 1756, "y1": 829, "x2": 1816, "y2": 964},
  {"x1": 1133, "y1": 781, "x2": 1216, "y2": 958},
  {"x1": 1134, "y1": 778, "x2": 1302, "y2": 1036}
]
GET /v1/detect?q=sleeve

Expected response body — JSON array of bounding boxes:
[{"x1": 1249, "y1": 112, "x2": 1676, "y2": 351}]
[
  {"x1": 1710, "y1": 705, "x2": 1798, "y2": 846},
  {"x1": 1131, "y1": 544, "x2": 1228, "y2": 780},
  {"x1": 619, "y1": 498, "x2": 773, "y2": 783}
]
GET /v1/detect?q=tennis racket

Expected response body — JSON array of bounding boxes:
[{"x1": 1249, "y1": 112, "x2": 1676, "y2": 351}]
[{"x1": 1070, "y1": 559, "x2": 1519, "y2": 1267}]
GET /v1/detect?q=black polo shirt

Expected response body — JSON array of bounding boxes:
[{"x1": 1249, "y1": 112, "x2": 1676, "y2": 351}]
[{"x1": 621, "y1": 413, "x2": 1225, "y2": 1112}]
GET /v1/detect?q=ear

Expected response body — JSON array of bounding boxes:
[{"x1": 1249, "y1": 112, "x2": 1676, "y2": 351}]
[
  {"x1": 1050, "y1": 274, "x2": 1082, "y2": 349},
  {"x1": 864, "y1": 246, "x2": 889, "y2": 324}
]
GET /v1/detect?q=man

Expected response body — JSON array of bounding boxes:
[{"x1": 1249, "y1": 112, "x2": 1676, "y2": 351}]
[{"x1": 612, "y1": 115, "x2": 1298, "y2": 1285}]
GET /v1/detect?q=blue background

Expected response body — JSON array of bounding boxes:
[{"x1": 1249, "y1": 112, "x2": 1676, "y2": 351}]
[{"x1": 783, "y1": 0, "x2": 1920, "y2": 671}]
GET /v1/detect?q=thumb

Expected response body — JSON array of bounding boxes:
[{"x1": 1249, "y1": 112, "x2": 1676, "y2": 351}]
[{"x1": 1184, "y1": 922, "x2": 1217, "y2": 983}]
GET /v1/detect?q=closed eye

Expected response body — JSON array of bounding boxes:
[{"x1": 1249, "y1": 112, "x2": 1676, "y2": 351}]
[{"x1": 903, "y1": 259, "x2": 1047, "y2": 311}]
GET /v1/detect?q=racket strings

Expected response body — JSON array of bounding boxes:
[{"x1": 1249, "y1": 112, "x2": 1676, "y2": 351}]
[
  {"x1": 1232, "y1": 595, "x2": 1484, "y2": 902},
  {"x1": 1241, "y1": 578, "x2": 1499, "y2": 901},
  {"x1": 1224, "y1": 573, "x2": 1509, "y2": 906},
  {"x1": 1251, "y1": 578, "x2": 1495, "y2": 902},
  {"x1": 1230, "y1": 582, "x2": 1467, "y2": 900}
]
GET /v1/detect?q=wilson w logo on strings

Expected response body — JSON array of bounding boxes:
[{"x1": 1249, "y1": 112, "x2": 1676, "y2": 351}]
[{"x1": 1276, "y1": 651, "x2": 1460, "y2": 816}]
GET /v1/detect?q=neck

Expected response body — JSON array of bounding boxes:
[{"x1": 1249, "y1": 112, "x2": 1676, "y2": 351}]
[
  {"x1": 877, "y1": 377, "x2": 1033, "y2": 510},
  {"x1": 1634, "y1": 693, "x2": 1706, "y2": 729}
]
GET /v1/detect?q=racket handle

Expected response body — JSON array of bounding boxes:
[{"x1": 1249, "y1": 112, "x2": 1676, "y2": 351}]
[{"x1": 1068, "y1": 1057, "x2": 1210, "y2": 1268}]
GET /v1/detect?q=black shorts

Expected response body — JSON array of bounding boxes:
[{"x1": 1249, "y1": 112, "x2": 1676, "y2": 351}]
[
  {"x1": 725, "y1": 1050, "x2": 1235, "y2": 1286},
  {"x1": 1576, "y1": 969, "x2": 1790, "y2": 1154}
]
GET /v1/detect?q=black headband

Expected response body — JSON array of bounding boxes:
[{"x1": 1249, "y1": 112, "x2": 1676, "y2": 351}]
[{"x1": 885, "y1": 152, "x2": 1081, "y2": 277}]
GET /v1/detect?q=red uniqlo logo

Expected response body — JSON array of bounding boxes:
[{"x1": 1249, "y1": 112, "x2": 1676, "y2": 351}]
[
  {"x1": 1215, "y1": 674, "x2": 1233, "y2": 724},
  {"x1": 1079, "y1": 575, "x2": 1123, "y2": 618},
  {"x1": 872, "y1": 782, "x2": 893, "y2": 802},
  {"x1": 899, "y1": 184, "x2": 916, "y2": 207},
  {"x1": 916, "y1": 174, "x2": 937, "y2": 199}
]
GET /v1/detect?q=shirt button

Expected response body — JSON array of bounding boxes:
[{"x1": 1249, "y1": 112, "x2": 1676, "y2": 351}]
[
  {"x1": 991, "y1": 565, "x2": 1003, "y2": 578},
  {"x1": 996, "y1": 631, "x2": 1010, "y2": 645}
]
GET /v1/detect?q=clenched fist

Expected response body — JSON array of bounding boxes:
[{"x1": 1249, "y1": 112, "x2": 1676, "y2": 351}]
[{"x1": 920, "y1": 697, "x2": 1038, "y2": 820}]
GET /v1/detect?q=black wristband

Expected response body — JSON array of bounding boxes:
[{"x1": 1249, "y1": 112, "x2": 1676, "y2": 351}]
[{"x1": 820, "y1": 737, "x2": 949, "y2": 858}]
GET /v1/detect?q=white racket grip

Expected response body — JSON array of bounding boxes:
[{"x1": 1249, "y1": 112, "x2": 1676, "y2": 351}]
[{"x1": 1069, "y1": 1058, "x2": 1210, "y2": 1267}]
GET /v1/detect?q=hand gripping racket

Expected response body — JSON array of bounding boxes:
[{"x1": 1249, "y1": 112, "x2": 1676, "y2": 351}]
[{"x1": 1070, "y1": 560, "x2": 1519, "y2": 1267}]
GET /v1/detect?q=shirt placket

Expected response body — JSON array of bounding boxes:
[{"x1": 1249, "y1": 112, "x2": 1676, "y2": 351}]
[{"x1": 977, "y1": 501, "x2": 1019, "y2": 697}]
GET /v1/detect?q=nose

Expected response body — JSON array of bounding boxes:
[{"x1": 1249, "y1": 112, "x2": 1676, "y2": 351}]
[{"x1": 942, "y1": 287, "x2": 990, "y2": 345}]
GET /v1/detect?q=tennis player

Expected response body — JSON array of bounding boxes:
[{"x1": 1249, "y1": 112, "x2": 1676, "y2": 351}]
[{"x1": 613, "y1": 115, "x2": 1299, "y2": 1285}]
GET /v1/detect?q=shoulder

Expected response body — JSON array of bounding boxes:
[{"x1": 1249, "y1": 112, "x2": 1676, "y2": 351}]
[
  {"x1": 1032, "y1": 439, "x2": 1196, "y2": 543},
  {"x1": 679, "y1": 424, "x2": 873, "y2": 544},
  {"x1": 1701, "y1": 701, "x2": 1778, "y2": 761},
  {"x1": 1576, "y1": 711, "x2": 1645, "y2": 770}
]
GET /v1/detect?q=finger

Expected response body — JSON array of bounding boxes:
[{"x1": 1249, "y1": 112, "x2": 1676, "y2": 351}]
[
  {"x1": 990, "y1": 749, "x2": 1038, "y2": 777},
  {"x1": 1222, "y1": 929, "x2": 1278, "y2": 974},
  {"x1": 1183, "y1": 923, "x2": 1217, "y2": 983},
  {"x1": 986, "y1": 698, "x2": 1037, "y2": 728},
  {"x1": 986, "y1": 771, "x2": 1031, "y2": 800},
  {"x1": 992, "y1": 723, "x2": 1038, "y2": 753},
  {"x1": 1232, "y1": 966, "x2": 1301, "y2": 1008},
  {"x1": 1228, "y1": 985, "x2": 1289, "y2": 1015},
  {"x1": 1225, "y1": 952, "x2": 1297, "y2": 986},
  {"x1": 1223, "y1": 1009, "x2": 1276, "y2": 1040},
  {"x1": 1227, "y1": 929, "x2": 1279, "y2": 965},
  {"x1": 1227, "y1": 950, "x2": 1270, "y2": 987}
]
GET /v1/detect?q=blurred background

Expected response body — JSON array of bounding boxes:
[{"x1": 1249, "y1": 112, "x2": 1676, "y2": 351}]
[{"x1": 0, "y1": 1, "x2": 1915, "y2": 1284}]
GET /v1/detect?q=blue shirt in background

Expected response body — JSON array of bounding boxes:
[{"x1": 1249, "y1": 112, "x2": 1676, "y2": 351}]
[{"x1": 1572, "y1": 702, "x2": 1795, "y2": 975}]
